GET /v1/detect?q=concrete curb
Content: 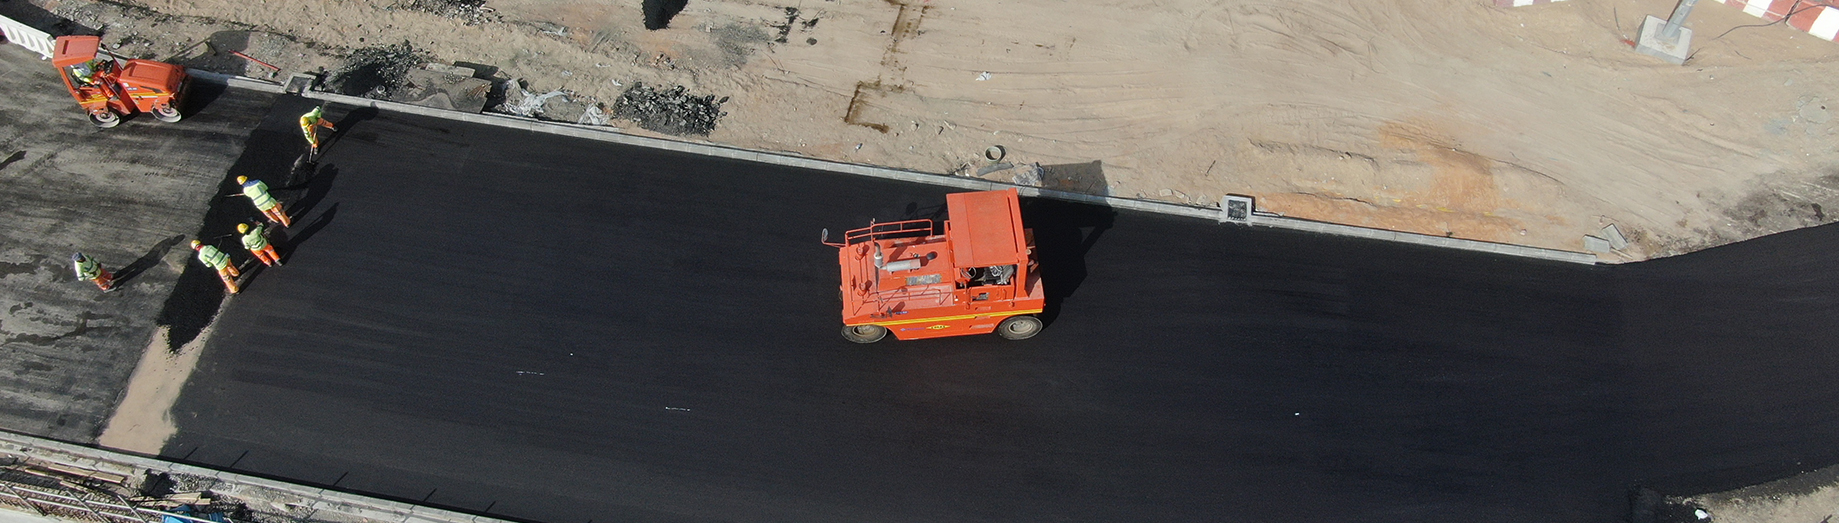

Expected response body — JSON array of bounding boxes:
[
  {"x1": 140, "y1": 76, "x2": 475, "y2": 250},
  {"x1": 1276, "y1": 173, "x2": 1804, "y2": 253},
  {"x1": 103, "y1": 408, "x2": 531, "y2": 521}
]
[
  {"x1": 184, "y1": 70, "x2": 1598, "y2": 266},
  {"x1": 0, "y1": 430, "x2": 510, "y2": 523}
]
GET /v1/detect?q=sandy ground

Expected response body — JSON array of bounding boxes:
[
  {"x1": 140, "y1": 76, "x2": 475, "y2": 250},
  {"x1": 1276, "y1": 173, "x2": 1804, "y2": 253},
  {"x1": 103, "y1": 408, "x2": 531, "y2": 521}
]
[
  {"x1": 97, "y1": 324, "x2": 213, "y2": 454},
  {"x1": 16, "y1": 0, "x2": 1839, "y2": 261},
  {"x1": 1686, "y1": 464, "x2": 1839, "y2": 523}
]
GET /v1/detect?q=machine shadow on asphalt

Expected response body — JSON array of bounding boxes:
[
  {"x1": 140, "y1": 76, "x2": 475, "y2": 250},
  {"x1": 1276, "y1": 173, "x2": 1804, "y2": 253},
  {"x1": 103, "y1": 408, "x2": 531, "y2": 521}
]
[
  {"x1": 1018, "y1": 197, "x2": 1114, "y2": 327},
  {"x1": 179, "y1": 80, "x2": 230, "y2": 119}
]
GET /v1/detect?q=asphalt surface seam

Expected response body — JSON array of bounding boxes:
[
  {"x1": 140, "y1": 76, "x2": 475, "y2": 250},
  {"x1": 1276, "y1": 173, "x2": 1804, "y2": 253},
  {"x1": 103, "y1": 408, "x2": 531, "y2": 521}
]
[{"x1": 186, "y1": 69, "x2": 1599, "y2": 265}]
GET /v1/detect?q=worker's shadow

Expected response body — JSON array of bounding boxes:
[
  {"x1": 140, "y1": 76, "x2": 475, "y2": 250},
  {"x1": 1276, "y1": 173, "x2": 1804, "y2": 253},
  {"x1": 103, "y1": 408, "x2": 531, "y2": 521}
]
[
  {"x1": 1019, "y1": 198, "x2": 1115, "y2": 327},
  {"x1": 0, "y1": 151, "x2": 25, "y2": 171},
  {"x1": 235, "y1": 202, "x2": 337, "y2": 289},
  {"x1": 273, "y1": 161, "x2": 341, "y2": 264},
  {"x1": 326, "y1": 106, "x2": 380, "y2": 147},
  {"x1": 110, "y1": 235, "x2": 186, "y2": 287},
  {"x1": 283, "y1": 164, "x2": 339, "y2": 217},
  {"x1": 275, "y1": 203, "x2": 338, "y2": 265}
]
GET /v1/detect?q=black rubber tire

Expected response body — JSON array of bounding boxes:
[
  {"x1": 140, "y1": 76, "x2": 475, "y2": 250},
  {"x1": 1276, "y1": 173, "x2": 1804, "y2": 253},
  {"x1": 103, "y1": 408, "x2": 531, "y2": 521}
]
[
  {"x1": 841, "y1": 324, "x2": 888, "y2": 344},
  {"x1": 90, "y1": 110, "x2": 120, "y2": 129},
  {"x1": 995, "y1": 315, "x2": 1043, "y2": 340},
  {"x1": 152, "y1": 104, "x2": 182, "y2": 123}
]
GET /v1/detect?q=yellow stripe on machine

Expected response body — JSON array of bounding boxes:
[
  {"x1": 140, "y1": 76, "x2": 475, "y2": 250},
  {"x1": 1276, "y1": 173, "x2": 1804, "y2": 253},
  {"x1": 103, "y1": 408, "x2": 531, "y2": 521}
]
[{"x1": 853, "y1": 309, "x2": 1043, "y2": 327}]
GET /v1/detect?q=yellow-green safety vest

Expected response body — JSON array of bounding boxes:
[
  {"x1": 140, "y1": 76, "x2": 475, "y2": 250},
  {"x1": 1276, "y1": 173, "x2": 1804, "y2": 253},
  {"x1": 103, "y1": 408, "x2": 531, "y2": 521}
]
[
  {"x1": 301, "y1": 109, "x2": 325, "y2": 132},
  {"x1": 196, "y1": 245, "x2": 230, "y2": 270},
  {"x1": 241, "y1": 226, "x2": 268, "y2": 251},
  {"x1": 241, "y1": 179, "x2": 278, "y2": 209},
  {"x1": 73, "y1": 256, "x2": 101, "y2": 280}
]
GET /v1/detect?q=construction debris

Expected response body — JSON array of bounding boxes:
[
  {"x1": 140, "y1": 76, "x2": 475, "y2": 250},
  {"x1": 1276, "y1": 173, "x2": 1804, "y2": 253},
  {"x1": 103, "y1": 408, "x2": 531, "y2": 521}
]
[
  {"x1": 493, "y1": 79, "x2": 605, "y2": 123},
  {"x1": 1012, "y1": 163, "x2": 1043, "y2": 187},
  {"x1": 328, "y1": 42, "x2": 434, "y2": 99},
  {"x1": 611, "y1": 82, "x2": 727, "y2": 136},
  {"x1": 386, "y1": 66, "x2": 492, "y2": 113},
  {"x1": 393, "y1": 0, "x2": 498, "y2": 25}
]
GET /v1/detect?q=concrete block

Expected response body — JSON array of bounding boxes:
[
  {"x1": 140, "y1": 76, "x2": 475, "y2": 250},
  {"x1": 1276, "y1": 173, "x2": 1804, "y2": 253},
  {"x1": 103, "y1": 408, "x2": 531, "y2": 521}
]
[
  {"x1": 1602, "y1": 224, "x2": 1628, "y2": 250},
  {"x1": 1220, "y1": 194, "x2": 1254, "y2": 224},
  {"x1": 537, "y1": 96, "x2": 590, "y2": 123},
  {"x1": 1635, "y1": 15, "x2": 1692, "y2": 64},
  {"x1": 1584, "y1": 235, "x2": 1614, "y2": 253},
  {"x1": 285, "y1": 73, "x2": 314, "y2": 94}
]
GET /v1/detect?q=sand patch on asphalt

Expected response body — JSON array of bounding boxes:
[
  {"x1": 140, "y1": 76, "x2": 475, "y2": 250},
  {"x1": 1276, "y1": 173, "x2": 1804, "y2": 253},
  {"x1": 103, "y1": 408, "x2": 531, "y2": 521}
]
[
  {"x1": 97, "y1": 322, "x2": 215, "y2": 455},
  {"x1": 1679, "y1": 464, "x2": 1839, "y2": 523}
]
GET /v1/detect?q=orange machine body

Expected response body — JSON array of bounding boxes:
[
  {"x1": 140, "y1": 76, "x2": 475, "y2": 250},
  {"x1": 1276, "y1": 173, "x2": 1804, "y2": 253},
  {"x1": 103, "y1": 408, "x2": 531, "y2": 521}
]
[
  {"x1": 832, "y1": 189, "x2": 1045, "y2": 341},
  {"x1": 52, "y1": 36, "x2": 187, "y2": 123}
]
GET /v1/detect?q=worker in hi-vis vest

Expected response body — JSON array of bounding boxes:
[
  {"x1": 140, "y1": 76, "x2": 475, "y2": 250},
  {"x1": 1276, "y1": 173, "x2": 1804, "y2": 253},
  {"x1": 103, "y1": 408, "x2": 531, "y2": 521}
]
[
  {"x1": 236, "y1": 175, "x2": 292, "y2": 227},
  {"x1": 192, "y1": 240, "x2": 240, "y2": 294},
  {"x1": 300, "y1": 106, "x2": 336, "y2": 155},
  {"x1": 238, "y1": 222, "x2": 282, "y2": 267},
  {"x1": 71, "y1": 252, "x2": 113, "y2": 291}
]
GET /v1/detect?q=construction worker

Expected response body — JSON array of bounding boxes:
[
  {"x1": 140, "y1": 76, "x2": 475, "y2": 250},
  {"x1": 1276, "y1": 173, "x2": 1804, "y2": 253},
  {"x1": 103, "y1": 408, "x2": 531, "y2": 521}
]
[
  {"x1": 70, "y1": 252, "x2": 113, "y2": 291},
  {"x1": 299, "y1": 106, "x2": 336, "y2": 155},
  {"x1": 69, "y1": 58, "x2": 104, "y2": 85},
  {"x1": 236, "y1": 175, "x2": 292, "y2": 227},
  {"x1": 191, "y1": 240, "x2": 240, "y2": 294},
  {"x1": 238, "y1": 222, "x2": 282, "y2": 267}
]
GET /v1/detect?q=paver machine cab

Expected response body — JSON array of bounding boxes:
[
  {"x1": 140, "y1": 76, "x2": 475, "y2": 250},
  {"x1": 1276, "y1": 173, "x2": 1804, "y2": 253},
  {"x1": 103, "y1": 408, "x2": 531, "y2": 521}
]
[
  {"x1": 52, "y1": 35, "x2": 187, "y2": 128},
  {"x1": 824, "y1": 188, "x2": 1046, "y2": 343}
]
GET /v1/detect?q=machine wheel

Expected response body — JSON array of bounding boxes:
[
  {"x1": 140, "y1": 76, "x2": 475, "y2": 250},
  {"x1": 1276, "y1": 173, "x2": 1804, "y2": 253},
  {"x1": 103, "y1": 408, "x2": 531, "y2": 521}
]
[
  {"x1": 152, "y1": 104, "x2": 182, "y2": 123},
  {"x1": 841, "y1": 324, "x2": 888, "y2": 344},
  {"x1": 89, "y1": 110, "x2": 121, "y2": 128},
  {"x1": 995, "y1": 315, "x2": 1043, "y2": 340}
]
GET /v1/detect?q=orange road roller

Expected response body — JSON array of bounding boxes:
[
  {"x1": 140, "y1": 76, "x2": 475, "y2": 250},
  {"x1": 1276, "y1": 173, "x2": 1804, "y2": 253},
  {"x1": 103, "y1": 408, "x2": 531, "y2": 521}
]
[
  {"x1": 823, "y1": 188, "x2": 1046, "y2": 343},
  {"x1": 53, "y1": 35, "x2": 188, "y2": 128}
]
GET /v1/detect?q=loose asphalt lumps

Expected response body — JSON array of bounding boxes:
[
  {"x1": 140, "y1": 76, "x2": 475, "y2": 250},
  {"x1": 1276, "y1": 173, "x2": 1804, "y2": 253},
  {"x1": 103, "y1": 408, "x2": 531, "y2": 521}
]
[{"x1": 0, "y1": 44, "x2": 275, "y2": 442}]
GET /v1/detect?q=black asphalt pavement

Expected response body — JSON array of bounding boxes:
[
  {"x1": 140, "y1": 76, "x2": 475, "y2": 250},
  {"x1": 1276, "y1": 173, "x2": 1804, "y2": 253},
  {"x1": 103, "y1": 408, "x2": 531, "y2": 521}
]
[{"x1": 160, "y1": 98, "x2": 1839, "y2": 523}]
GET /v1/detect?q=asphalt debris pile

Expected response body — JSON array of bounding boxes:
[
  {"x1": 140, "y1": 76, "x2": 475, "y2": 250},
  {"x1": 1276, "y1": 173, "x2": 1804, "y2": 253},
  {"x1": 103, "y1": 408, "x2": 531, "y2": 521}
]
[
  {"x1": 395, "y1": 0, "x2": 499, "y2": 25},
  {"x1": 328, "y1": 42, "x2": 434, "y2": 98},
  {"x1": 612, "y1": 82, "x2": 728, "y2": 136}
]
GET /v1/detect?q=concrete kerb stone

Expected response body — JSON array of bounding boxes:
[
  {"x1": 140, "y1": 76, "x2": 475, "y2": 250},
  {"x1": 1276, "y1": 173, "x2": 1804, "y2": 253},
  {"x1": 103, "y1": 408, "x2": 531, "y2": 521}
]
[
  {"x1": 0, "y1": 430, "x2": 502, "y2": 523},
  {"x1": 185, "y1": 70, "x2": 1598, "y2": 265}
]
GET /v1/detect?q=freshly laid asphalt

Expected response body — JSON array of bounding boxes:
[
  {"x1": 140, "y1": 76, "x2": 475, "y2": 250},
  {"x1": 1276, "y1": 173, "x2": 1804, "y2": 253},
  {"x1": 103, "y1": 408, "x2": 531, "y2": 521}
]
[{"x1": 155, "y1": 98, "x2": 1839, "y2": 523}]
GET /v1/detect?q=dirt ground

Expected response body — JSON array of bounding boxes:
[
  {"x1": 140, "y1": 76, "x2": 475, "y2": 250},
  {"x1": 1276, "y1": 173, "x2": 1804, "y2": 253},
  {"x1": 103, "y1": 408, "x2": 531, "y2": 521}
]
[
  {"x1": 1686, "y1": 463, "x2": 1839, "y2": 523},
  {"x1": 18, "y1": 0, "x2": 1839, "y2": 260}
]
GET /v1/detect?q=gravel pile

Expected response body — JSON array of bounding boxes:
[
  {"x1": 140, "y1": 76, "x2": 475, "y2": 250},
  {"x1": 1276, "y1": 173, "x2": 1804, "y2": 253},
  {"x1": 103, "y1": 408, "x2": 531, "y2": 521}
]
[
  {"x1": 328, "y1": 42, "x2": 433, "y2": 98},
  {"x1": 394, "y1": 0, "x2": 499, "y2": 25},
  {"x1": 612, "y1": 82, "x2": 727, "y2": 136}
]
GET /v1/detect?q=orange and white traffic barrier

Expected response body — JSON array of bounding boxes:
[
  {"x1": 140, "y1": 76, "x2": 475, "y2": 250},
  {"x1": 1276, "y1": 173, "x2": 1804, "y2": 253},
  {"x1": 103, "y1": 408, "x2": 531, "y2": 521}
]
[{"x1": 1716, "y1": 0, "x2": 1839, "y2": 41}]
